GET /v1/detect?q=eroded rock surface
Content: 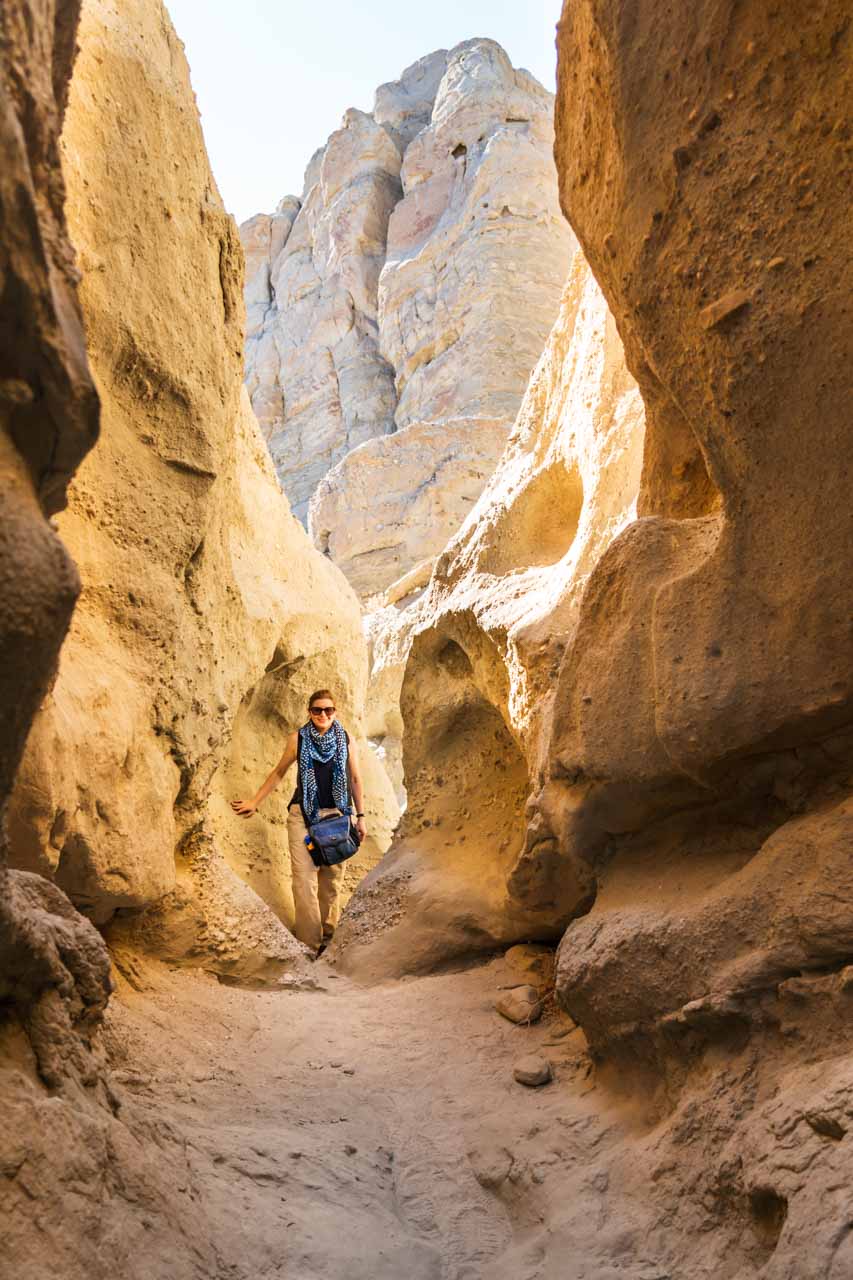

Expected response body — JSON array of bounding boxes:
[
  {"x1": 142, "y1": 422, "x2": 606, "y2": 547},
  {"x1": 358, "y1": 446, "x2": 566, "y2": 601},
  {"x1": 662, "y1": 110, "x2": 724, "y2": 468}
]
[
  {"x1": 242, "y1": 39, "x2": 573, "y2": 593},
  {"x1": 5, "y1": 1, "x2": 853, "y2": 1277},
  {"x1": 332, "y1": 255, "x2": 645, "y2": 976},
  {"x1": 0, "y1": 0, "x2": 109, "y2": 1085},
  {"x1": 8, "y1": 0, "x2": 397, "y2": 972},
  {"x1": 1, "y1": 1, "x2": 398, "y2": 1274},
  {"x1": 545, "y1": 0, "x2": 853, "y2": 1054},
  {"x1": 0, "y1": 5, "x2": 203, "y2": 1276},
  {"x1": 242, "y1": 111, "x2": 400, "y2": 524},
  {"x1": 338, "y1": 0, "x2": 853, "y2": 1045}
]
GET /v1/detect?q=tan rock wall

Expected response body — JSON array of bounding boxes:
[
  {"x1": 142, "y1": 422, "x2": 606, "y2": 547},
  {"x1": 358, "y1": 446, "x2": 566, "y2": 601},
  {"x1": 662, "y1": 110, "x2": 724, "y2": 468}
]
[
  {"x1": 551, "y1": 0, "x2": 851, "y2": 778},
  {"x1": 546, "y1": 0, "x2": 853, "y2": 1051},
  {"x1": 0, "y1": 6, "x2": 398, "y2": 1270},
  {"x1": 0, "y1": 5, "x2": 194, "y2": 1273},
  {"x1": 0, "y1": 0, "x2": 111, "y2": 1074},
  {"x1": 8, "y1": 0, "x2": 397, "y2": 976},
  {"x1": 333, "y1": 254, "x2": 646, "y2": 976},
  {"x1": 331, "y1": 11, "x2": 853, "y2": 1265}
]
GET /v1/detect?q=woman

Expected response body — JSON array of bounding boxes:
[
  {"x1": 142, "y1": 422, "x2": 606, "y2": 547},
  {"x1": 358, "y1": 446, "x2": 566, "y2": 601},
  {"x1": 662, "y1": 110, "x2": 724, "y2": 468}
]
[{"x1": 231, "y1": 690, "x2": 367, "y2": 954}]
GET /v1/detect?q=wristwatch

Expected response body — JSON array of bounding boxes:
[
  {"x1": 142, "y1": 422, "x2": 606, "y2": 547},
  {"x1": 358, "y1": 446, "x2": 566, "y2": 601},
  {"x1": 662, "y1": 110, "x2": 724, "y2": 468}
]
[{"x1": 356, "y1": 812, "x2": 365, "y2": 818}]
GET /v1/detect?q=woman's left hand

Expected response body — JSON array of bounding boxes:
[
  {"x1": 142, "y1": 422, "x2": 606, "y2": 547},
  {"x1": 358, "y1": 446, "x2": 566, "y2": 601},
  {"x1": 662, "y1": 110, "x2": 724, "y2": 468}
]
[{"x1": 356, "y1": 817, "x2": 367, "y2": 841}]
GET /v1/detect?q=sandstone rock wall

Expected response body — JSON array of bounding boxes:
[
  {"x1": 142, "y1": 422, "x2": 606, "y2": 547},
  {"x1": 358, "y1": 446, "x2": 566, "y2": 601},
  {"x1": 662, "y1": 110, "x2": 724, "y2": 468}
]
[
  {"x1": 7, "y1": 0, "x2": 397, "y2": 978},
  {"x1": 333, "y1": 253, "x2": 646, "y2": 977},
  {"x1": 1, "y1": 2, "x2": 399, "y2": 1272},
  {"x1": 242, "y1": 40, "x2": 574, "y2": 595},
  {"x1": 0, "y1": 4, "x2": 199, "y2": 1275},
  {"x1": 547, "y1": 0, "x2": 853, "y2": 1054},
  {"x1": 0, "y1": 0, "x2": 111, "y2": 1084}
]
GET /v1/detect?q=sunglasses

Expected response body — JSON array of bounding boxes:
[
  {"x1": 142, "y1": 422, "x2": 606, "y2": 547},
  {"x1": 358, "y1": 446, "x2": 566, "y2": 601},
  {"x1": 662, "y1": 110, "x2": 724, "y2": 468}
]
[{"x1": 309, "y1": 706, "x2": 335, "y2": 716}]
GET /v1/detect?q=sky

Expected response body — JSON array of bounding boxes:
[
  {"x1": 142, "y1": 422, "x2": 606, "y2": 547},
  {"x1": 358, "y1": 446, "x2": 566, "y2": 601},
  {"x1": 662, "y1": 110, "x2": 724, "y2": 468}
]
[{"x1": 166, "y1": 0, "x2": 563, "y2": 225}]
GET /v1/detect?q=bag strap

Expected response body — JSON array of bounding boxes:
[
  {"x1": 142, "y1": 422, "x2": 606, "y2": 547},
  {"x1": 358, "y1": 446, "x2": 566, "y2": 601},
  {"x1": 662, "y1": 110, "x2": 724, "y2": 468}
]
[{"x1": 296, "y1": 724, "x2": 311, "y2": 827}]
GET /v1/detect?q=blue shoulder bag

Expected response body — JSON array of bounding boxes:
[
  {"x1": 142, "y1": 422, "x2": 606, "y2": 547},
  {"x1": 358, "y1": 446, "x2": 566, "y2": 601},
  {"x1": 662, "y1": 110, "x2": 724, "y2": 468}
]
[{"x1": 306, "y1": 811, "x2": 361, "y2": 867}]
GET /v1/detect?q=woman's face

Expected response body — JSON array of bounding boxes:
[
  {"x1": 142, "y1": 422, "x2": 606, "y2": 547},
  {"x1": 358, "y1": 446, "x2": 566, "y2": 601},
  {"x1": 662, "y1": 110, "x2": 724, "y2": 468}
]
[{"x1": 308, "y1": 699, "x2": 336, "y2": 734}]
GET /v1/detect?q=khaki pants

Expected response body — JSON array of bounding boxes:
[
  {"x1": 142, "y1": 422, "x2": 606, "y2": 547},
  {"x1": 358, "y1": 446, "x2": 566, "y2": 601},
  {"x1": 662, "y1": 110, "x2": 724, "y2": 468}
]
[{"x1": 287, "y1": 804, "x2": 346, "y2": 951}]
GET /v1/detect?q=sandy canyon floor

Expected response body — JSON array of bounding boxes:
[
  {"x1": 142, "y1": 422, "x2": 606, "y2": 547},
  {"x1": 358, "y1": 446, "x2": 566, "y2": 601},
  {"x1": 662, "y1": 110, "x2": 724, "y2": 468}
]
[{"x1": 104, "y1": 953, "x2": 669, "y2": 1280}]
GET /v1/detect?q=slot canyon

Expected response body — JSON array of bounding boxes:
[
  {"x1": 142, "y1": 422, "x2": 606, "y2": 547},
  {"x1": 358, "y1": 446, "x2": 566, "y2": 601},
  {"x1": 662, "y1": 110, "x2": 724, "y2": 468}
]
[{"x1": 1, "y1": 1, "x2": 851, "y2": 1277}]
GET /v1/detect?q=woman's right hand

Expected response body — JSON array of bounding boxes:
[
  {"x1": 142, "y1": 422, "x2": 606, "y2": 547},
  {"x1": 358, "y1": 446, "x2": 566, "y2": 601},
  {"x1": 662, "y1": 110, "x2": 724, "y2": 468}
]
[{"x1": 231, "y1": 799, "x2": 257, "y2": 818}]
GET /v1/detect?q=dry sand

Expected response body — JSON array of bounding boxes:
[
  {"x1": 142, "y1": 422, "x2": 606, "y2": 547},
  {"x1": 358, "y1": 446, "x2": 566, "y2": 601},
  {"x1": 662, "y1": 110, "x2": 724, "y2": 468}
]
[{"x1": 104, "y1": 954, "x2": 653, "y2": 1280}]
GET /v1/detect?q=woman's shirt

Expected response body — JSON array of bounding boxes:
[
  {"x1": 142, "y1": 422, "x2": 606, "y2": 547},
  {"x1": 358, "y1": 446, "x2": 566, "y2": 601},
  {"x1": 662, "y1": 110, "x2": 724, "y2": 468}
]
[{"x1": 290, "y1": 728, "x2": 350, "y2": 812}]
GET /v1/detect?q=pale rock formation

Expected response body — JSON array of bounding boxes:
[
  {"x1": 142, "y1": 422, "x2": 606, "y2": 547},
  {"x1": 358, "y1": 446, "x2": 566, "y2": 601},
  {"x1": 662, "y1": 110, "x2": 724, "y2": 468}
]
[
  {"x1": 374, "y1": 49, "x2": 449, "y2": 149},
  {"x1": 311, "y1": 418, "x2": 510, "y2": 599},
  {"x1": 240, "y1": 197, "x2": 300, "y2": 433},
  {"x1": 243, "y1": 39, "x2": 574, "y2": 594},
  {"x1": 311, "y1": 419, "x2": 504, "y2": 599},
  {"x1": 332, "y1": 255, "x2": 645, "y2": 978},
  {"x1": 8, "y1": 0, "x2": 397, "y2": 968},
  {"x1": 378, "y1": 41, "x2": 565, "y2": 436},
  {"x1": 242, "y1": 110, "x2": 401, "y2": 523},
  {"x1": 312, "y1": 42, "x2": 574, "y2": 597}
]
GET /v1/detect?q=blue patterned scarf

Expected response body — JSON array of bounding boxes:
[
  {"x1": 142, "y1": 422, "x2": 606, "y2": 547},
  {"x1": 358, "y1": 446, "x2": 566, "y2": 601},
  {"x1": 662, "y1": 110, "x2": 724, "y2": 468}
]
[{"x1": 299, "y1": 719, "x2": 350, "y2": 824}]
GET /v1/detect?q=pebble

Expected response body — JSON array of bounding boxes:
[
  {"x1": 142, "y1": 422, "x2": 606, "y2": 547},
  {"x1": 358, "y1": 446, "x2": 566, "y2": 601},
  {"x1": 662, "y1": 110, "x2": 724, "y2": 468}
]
[
  {"x1": 467, "y1": 1142, "x2": 514, "y2": 1189},
  {"x1": 503, "y1": 943, "x2": 555, "y2": 993},
  {"x1": 513, "y1": 1054, "x2": 553, "y2": 1087},
  {"x1": 699, "y1": 288, "x2": 751, "y2": 329},
  {"x1": 495, "y1": 984, "x2": 543, "y2": 1024}
]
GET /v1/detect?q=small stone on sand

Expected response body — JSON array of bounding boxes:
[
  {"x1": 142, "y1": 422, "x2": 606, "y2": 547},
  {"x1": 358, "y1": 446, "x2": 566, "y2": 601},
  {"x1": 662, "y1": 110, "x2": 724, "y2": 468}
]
[
  {"x1": 513, "y1": 1055, "x2": 553, "y2": 1087},
  {"x1": 495, "y1": 984, "x2": 543, "y2": 1024}
]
